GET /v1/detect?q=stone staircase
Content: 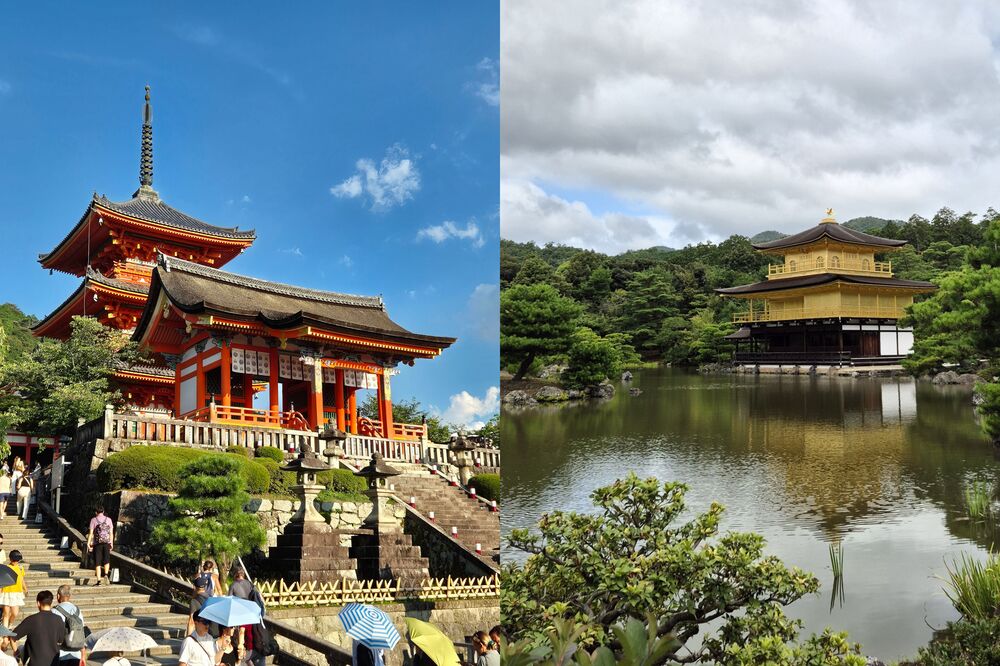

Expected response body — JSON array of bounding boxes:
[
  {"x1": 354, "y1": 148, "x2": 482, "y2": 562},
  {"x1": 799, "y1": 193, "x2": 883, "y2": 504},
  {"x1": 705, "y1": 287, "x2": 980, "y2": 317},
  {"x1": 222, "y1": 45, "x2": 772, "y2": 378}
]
[
  {"x1": 1, "y1": 506, "x2": 186, "y2": 666},
  {"x1": 392, "y1": 470, "x2": 501, "y2": 561}
]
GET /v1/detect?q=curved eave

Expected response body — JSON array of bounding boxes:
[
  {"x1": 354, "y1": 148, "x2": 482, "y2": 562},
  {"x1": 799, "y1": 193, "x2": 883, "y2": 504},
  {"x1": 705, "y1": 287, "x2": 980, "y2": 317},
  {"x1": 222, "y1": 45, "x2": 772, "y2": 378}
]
[
  {"x1": 32, "y1": 277, "x2": 149, "y2": 339},
  {"x1": 752, "y1": 226, "x2": 908, "y2": 253},
  {"x1": 112, "y1": 368, "x2": 175, "y2": 385},
  {"x1": 716, "y1": 275, "x2": 938, "y2": 298},
  {"x1": 39, "y1": 200, "x2": 256, "y2": 273}
]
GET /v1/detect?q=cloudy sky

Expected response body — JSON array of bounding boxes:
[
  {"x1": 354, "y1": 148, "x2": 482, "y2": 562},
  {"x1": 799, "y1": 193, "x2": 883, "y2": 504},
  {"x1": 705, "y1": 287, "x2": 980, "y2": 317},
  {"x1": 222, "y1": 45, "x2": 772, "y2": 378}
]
[
  {"x1": 0, "y1": 3, "x2": 499, "y2": 428},
  {"x1": 501, "y1": 0, "x2": 1000, "y2": 253}
]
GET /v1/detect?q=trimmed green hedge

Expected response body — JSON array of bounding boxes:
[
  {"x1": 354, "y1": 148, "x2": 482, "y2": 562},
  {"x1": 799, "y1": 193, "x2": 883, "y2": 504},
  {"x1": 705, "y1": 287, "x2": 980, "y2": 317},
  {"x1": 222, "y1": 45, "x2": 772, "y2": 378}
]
[
  {"x1": 226, "y1": 445, "x2": 252, "y2": 459},
  {"x1": 252, "y1": 456, "x2": 367, "y2": 498},
  {"x1": 255, "y1": 446, "x2": 285, "y2": 463},
  {"x1": 468, "y1": 474, "x2": 500, "y2": 502},
  {"x1": 97, "y1": 446, "x2": 270, "y2": 494}
]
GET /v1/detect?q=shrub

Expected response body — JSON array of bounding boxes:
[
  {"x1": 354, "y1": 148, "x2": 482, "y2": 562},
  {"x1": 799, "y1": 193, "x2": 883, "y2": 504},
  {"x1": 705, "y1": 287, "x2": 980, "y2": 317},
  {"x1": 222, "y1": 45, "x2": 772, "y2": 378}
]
[
  {"x1": 255, "y1": 446, "x2": 285, "y2": 463},
  {"x1": 910, "y1": 618, "x2": 1000, "y2": 665},
  {"x1": 96, "y1": 446, "x2": 270, "y2": 494},
  {"x1": 226, "y1": 445, "x2": 252, "y2": 459},
  {"x1": 469, "y1": 474, "x2": 500, "y2": 502},
  {"x1": 255, "y1": 458, "x2": 288, "y2": 494},
  {"x1": 943, "y1": 552, "x2": 1000, "y2": 621},
  {"x1": 322, "y1": 468, "x2": 367, "y2": 495}
]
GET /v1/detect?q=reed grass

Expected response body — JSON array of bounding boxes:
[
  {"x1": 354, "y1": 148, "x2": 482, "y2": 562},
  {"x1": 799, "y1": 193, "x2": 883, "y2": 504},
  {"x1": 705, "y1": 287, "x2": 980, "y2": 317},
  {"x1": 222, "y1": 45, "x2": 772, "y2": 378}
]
[
  {"x1": 829, "y1": 541, "x2": 844, "y2": 579},
  {"x1": 943, "y1": 552, "x2": 1000, "y2": 621},
  {"x1": 965, "y1": 481, "x2": 993, "y2": 520}
]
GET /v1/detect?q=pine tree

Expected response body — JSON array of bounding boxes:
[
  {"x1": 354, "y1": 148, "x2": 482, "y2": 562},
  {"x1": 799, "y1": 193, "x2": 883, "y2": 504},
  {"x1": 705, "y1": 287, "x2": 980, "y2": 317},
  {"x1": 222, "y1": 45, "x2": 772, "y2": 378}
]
[
  {"x1": 501, "y1": 284, "x2": 582, "y2": 379},
  {"x1": 617, "y1": 268, "x2": 681, "y2": 355}
]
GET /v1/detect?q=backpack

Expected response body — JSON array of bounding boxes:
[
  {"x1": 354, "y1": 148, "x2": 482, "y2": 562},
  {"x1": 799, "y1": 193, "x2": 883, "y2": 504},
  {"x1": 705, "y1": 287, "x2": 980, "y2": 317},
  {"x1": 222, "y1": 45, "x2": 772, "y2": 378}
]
[
  {"x1": 195, "y1": 572, "x2": 214, "y2": 596},
  {"x1": 252, "y1": 622, "x2": 279, "y2": 656},
  {"x1": 95, "y1": 517, "x2": 113, "y2": 545},
  {"x1": 55, "y1": 604, "x2": 86, "y2": 650}
]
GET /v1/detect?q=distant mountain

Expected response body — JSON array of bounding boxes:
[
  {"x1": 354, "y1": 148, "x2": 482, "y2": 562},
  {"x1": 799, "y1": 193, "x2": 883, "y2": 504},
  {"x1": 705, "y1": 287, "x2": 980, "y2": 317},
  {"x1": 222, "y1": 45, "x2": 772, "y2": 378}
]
[
  {"x1": 750, "y1": 230, "x2": 788, "y2": 243},
  {"x1": 842, "y1": 216, "x2": 902, "y2": 233}
]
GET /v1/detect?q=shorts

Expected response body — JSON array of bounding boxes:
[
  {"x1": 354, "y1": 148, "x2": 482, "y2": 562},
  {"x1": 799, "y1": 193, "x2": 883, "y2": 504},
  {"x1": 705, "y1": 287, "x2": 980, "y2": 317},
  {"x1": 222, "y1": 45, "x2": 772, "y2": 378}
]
[
  {"x1": 0, "y1": 592, "x2": 24, "y2": 607},
  {"x1": 92, "y1": 542, "x2": 111, "y2": 567},
  {"x1": 0, "y1": 493, "x2": 8, "y2": 501}
]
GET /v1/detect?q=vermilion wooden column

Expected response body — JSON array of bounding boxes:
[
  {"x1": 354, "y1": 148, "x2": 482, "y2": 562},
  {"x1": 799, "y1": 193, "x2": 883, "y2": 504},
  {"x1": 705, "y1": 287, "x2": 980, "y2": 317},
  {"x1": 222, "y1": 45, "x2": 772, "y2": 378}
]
[
  {"x1": 379, "y1": 372, "x2": 394, "y2": 440},
  {"x1": 311, "y1": 361, "x2": 324, "y2": 430},
  {"x1": 196, "y1": 354, "x2": 207, "y2": 411},
  {"x1": 334, "y1": 369, "x2": 346, "y2": 431},
  {"x1": 220, "y1": 344, "x2": 232, "y2": 407},
  {"x1": 173, "y1": 365, "x2": 182, "y2": 418},
  {"x1": 348, "y1": 389, "x2": 358, "y2": 433},
  {"x1": 269, "y1": 347, "x2": 280, "y2": 416}
]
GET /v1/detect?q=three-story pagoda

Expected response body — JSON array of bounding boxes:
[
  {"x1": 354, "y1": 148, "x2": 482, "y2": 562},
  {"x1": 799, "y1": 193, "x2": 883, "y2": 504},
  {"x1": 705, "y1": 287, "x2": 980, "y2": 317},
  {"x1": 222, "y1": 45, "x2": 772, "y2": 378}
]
[
  {"x1": 33, "y1": 88, "x2": 256, "y2": 410},
  {"x1": 716, "y1": 211, "x2": 936, "y2": 365}
]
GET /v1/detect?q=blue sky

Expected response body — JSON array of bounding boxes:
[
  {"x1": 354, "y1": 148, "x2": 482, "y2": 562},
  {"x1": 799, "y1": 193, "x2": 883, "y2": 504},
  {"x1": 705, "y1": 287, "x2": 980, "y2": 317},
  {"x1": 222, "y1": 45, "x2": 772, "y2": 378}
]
[{"x1": 0, "y1": 3, "x2": 499, "y2": 427}]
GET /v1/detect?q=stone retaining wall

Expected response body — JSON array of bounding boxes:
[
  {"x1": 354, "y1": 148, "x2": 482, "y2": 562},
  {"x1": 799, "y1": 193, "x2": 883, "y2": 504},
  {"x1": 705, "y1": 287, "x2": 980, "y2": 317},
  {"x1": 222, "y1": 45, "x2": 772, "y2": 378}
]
[{"x1": 271, "y1": 600, "x2": 499, "y2": 666}]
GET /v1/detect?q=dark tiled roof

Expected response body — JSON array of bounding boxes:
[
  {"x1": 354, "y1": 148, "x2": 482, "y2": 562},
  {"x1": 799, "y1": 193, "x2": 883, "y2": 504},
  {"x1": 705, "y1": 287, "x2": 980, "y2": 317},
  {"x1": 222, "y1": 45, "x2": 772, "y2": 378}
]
[
  {"x1": 95, "y1": 194, "x2": 255, "y2": 240},
  {"x1": 86, "y1": 267, "x2": 150, "y2": 295},
  {"x1": 752, "y1": 223, "x2": 907, "y2": 250},
  {"x1": 113, "y1": 361, "x2": 173, "y2": 378},
  {"x1": 715, "y1": 273, "x2": 937, "y2": 295},
  {"x1": 134, "y1": 255, "x2": 456, "y2": 349}
]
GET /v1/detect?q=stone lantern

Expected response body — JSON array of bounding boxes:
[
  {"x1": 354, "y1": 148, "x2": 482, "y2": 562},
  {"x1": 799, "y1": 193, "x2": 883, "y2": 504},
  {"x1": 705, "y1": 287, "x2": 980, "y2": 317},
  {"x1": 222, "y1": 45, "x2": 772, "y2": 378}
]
[
  {"x1": 449, "y1": 432, "x2": 477, "y2": 485},
  {"x1": 354, "y1": 453, "x2": 402, "y2": 533},
  {"x1": 319, "y1": 423, "x2": 349, "y2": 463},
  {"x1": 280, "y1": 449, "x2": 330, "y2": 524}
]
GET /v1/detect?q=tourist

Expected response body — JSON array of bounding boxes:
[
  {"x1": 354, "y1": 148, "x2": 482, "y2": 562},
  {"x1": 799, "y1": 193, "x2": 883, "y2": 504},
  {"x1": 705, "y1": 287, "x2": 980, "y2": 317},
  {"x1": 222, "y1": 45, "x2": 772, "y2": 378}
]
[
  {"x1": 216, "y1": 626, "x2": 243, "y2": 666},
  {"x1": 12, "y1": 590, "x2": 66, "y2": 666},
  {"x1": 186, "y1": 579, "x2": 218, "y2": 638},
  {"x1": 227, "y1": 568, "x2": 259, "y2": 666},
  {"x1": 195, "y1": 561, "x2": 222, "y2": 598},
  {"x1": 488, "y1": 626, "x2": 504, "y2": 650},
  {"x1": 85, "y1": 506, "x2": 114, "y2": 586},
  {"x1": 178, "y1": 615, "x2": 224, "y2": 666},
  {"x1": 351, "y1": 639, "x2": 384, "y2": 666},
  {"x1": 52, "y1": 585, "x2": 86, "y2": 666},
  {"x1": 0, "y1": 472, "x2": 11, "y2": 520},
  {"x1": 472, "y1": 631, "x2": 499, "y2": 666},
  {"x1": 101, "y1": 651, "x2": 131, "y2": 666},
  {"x1": 0, "y1": 551, "x2": 26, "y2": 628},
  {"x1": 0, "y1": 629, "x2": 18, "y2": 666},
  {"x1": 15, "y1": 475, "x2": 31, "y2": 521}
]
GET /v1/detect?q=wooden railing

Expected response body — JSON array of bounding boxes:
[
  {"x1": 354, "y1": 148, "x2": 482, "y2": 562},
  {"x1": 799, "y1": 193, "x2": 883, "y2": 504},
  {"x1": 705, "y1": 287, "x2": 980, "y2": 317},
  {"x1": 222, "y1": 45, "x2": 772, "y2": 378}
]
[
  {"x1": 357, "y1": 417, "x2": 427, "y2": 442},
  {"x1": 733, "y1": 306, "x2": 906, "y2": 323},
  {"x1": 768, "y1": 259, "x2": 892, "y2": 277},
  {"x1": 257, "y1": 575, "x2": 499, "y2": 607},
  {"x1": 343, "y1": 434, "x2": 425, "y2": 463}
]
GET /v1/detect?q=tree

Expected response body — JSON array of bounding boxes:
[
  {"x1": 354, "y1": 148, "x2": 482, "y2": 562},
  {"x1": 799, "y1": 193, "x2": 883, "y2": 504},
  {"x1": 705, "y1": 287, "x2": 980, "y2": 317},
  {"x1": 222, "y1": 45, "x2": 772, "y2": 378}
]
[
  {"x1": 358, "y1": 395, "x2": 452, "y2": 443},
  {"x1": 501, "y1": 284, "x2": 582, "y2": 380},
  {"x1": 150, "y1": 455, "x2": 266, "y2": 576},
  {"x1": 562, "y1": 328, "x2": 620, "y2": 388},
  {"x1": 502, "y1": 475, "x2": 863, "y2": 665},
  {"x1": 0, "y1": 316, "x2": 144, "y2": 437},
  {"x1": 513, "y1": 255, "x2": 559, "y2": 287},
  {"x1": 616, "y1": 268, "x2": 681, "y2": 355},
  {"x1": 477, "y1": 413, "x2": 499, "y2": 447},
  {"x1": 683, "y1": 309, "x2": 734, "y2": 364}
]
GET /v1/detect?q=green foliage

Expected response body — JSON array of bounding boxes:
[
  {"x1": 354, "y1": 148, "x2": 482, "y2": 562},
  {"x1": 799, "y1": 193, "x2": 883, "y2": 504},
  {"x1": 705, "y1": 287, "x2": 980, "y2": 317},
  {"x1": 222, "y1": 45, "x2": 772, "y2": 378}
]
[
  {"x1": 150, "y1": 455, "x2": 266, "y2": 575},
  {"x1": 358, "y1": 395, "x2": 452, "y2": 443},
  {"x1": 964, "y1": 481, "x2": 993, "y2": 520},
  {"x1": 96, "y1": 446, "x2": 269, "y2": 494},
  {"x1": 226, "y1": 445, "x2": 252, "y2": 459},
  {"x1": 615, "y1": 268, "x2": 681, "y2": 355},
  {"x1": 0, "y1": 316, "x2": 144, "y2": 437},
  {"x1": 976, "y1": 383, "x2": 1000, "y2": 445},
  {"x1": 502, "y1": 474, "x2": 861, "y2": 664},
  {"x1": 255, "y1": 446, "x2": 286, "y2": 463},
  {"x1": 501, "y1": 616, "x2": 682, "y2": 666},
  {"x1": 563, "y1": 328, "x2": 621, "y2": 388},
  {"x1": 501, "y1": 284, "x2": 582, "y2": 379},
  {"x1": 942, "y1": 552, "x2": 1000, "y2": 622},
  {"x1": 477, "y1": 413, "x2": 499, "y2": 447},
  {"x1": 910, "y1": 617, "x2": 1000, "y2": 666},
  {"x1": 829, "y1": 542, "x2": 844, "y2": 578},
  {"x1": 0, "y1": 304, "x2": 38, "y2": 363},
  {"x1": 468, "y1": 474, "x2": 500, "y2": 502}
]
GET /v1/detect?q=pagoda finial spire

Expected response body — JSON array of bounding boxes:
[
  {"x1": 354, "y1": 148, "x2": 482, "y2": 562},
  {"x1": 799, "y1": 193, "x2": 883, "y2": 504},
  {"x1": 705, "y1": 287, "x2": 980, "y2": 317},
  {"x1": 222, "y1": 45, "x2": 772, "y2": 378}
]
[
  {"x1": 821, "y1": 208, "x2": 837, "y2": 224},
  {"x1": 135, "y1": 85, "x2": 158, "y2": 200}
]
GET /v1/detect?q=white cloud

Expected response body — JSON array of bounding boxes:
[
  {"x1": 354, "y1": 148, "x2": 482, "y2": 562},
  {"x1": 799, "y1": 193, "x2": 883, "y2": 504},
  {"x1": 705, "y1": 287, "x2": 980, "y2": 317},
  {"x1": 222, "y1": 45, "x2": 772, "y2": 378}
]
[
  {"x1": 416, "y1": 220, "x2": 485, "y2": 248},
  {"x1": 241, "y1": 194, "x2": 252, "y2": 204},
  {"x1": 502, "y1": 0, "x2": 1000, "y2": 245},
  {"x1": 440, "y1": 386, "x2": 500, "y2": 429},
  {"x1": 279, "y1": 247, "x2": 304, "y2": 257},
  {"x1": 339, "y1": 255, "x2": 353, "y2": 268},
  {"x1": 467, "y1": 284, "x2": 500, "y2": 341},
  {"x1": 469, "y1": 57, "x2": 500, "y2": 107},
  {"x1": 331, "y1": 145, "x2": 421, "y2": 211}
]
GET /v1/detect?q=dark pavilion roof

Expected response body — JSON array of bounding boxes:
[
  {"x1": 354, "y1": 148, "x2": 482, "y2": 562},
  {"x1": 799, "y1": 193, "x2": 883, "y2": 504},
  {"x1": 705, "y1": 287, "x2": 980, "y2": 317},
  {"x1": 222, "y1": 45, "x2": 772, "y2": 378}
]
[
  {"x1": 95, "y1": 194, "x2": 255, "y2": 240},
  {"x1": 715, "y1": 273, "x2": 937, "y2": 296},
  {"x1": 31, "y1": 267, "x2": 150, "y2": 335},
  {"x1": 112, "y1": 361, "x2": 174, "y2": 378},
  {"x1": 134, "y1": 254, "x2": 456, "y2": 349},
  {"x1": 752, "y1": 222, "x2": 907, "y2": 251}
]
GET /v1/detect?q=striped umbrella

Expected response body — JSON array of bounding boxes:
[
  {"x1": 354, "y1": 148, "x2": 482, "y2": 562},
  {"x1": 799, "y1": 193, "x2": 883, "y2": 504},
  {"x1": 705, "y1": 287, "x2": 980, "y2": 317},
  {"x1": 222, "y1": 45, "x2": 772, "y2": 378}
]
[{"x1": 338, "y1": 603, "x2": 401, "y2": 650}]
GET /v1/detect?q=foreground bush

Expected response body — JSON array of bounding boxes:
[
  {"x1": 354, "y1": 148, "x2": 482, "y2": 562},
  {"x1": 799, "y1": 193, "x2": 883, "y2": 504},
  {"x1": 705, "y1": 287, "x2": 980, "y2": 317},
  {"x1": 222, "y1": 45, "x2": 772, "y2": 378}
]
[
  {"x1": 503, "y1": 474, "x2": 863, "y2": 664},
  {"x1": 943, "y1": 552, "x2": 1000, "y2": 621},
  {"x1": 97, "y1": 445, "x2": 269, "y2": 494},
  {"x1": 908, "y1": 618, "x2": 1000, "y2": 665},
  {"x1": 469, "y1": 474, "x2": 500, "y2": 501},
  {"x1": 255, "y1": 445, "x2": 285, "y2": 463}
]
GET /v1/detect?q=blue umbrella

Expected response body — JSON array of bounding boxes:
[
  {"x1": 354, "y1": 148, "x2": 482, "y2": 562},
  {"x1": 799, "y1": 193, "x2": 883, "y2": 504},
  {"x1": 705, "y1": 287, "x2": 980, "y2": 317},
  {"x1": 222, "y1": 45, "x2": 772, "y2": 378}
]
[
  {"x1": 198, "y1": 596, "x2": 263, "y2": 627},
  {"x1": 338, "y1": 603, "x2": 401, "y2": 650}
]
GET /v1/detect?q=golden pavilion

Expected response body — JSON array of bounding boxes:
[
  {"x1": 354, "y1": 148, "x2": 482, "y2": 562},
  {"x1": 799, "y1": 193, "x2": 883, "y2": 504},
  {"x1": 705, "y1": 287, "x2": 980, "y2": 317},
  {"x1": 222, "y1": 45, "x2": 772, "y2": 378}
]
[{"x1": 716, "y1": 210, "x2": 936, "y2": 365}]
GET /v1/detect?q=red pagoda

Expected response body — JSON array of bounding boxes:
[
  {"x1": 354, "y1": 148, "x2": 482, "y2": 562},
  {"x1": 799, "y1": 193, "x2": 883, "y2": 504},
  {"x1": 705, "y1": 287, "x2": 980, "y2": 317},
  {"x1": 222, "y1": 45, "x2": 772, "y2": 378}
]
[{"x1": 33, "y1": 88, "x2": 256, "y2": 411}]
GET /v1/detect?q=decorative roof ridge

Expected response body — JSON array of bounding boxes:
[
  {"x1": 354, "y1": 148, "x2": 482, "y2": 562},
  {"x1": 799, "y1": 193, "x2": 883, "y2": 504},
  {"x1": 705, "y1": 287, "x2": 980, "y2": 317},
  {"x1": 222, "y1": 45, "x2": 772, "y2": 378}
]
[
  {"x1": 112, "y1": 360, "x2": 174, "y2": 377},
  {"x1": 84, "y1": 266, "x2": 151, "y2": 293},
  {"x1": 157, "y1": 253, "x2": 385, "y2": 310}
]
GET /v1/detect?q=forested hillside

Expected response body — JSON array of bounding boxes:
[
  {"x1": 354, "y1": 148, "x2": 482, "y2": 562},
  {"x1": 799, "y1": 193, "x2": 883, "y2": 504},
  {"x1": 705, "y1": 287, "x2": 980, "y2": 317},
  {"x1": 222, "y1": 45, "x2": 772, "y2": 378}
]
[{"x1": 500, "y1": 207, "x2": 999, "y2": 375}]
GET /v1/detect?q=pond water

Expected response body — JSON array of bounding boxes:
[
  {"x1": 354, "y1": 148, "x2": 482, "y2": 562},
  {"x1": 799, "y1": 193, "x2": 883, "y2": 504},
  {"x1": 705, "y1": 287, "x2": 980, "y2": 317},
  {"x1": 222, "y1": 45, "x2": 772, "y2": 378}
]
[{"x1": 501, "y1": 367, "x2": 1000, "y2": 661}]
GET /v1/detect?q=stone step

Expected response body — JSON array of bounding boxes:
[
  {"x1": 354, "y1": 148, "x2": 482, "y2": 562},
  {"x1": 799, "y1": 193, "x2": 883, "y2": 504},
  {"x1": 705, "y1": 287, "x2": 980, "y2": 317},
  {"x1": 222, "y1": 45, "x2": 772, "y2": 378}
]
[{"x1": 23, "y1": 602, "x2": 174, "y2": 618}]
